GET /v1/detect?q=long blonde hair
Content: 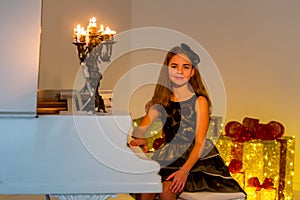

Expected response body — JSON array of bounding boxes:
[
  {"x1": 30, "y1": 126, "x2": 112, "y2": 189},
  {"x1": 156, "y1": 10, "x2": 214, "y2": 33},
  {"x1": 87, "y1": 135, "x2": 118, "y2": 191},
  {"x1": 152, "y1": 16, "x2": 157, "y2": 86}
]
[{"x1": 151, "y1": 44, "x2": 212, "y2": 110}]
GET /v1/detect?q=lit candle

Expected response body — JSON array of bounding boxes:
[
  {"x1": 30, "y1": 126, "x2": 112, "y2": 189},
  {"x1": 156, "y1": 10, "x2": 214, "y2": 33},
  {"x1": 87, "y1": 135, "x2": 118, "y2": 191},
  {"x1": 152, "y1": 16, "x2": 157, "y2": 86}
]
[
  {"x1": 74, "y1": 24, "x2": 81, "y2": 42},
  {"x1": 88, "y1": 17, "x2": 97, "y2": 35},
  {"x1": 98, "y1": 24, "x2": 104, "y2": 33},
  {"x1": 73, "y1": 26, "x2": 78, "y2": 38},
  {"x1": 89, "y1": 17, "x2": 97, "y2": 26},
  {"x1": 79, "y1": 27, "x2": 86, "y2": 43},
  {"x1": 102, "y1": 26, "x2": 116, "y2": 40},
  {"x1": 73, "y1": 29, "x2": 77, "y2": 42}
]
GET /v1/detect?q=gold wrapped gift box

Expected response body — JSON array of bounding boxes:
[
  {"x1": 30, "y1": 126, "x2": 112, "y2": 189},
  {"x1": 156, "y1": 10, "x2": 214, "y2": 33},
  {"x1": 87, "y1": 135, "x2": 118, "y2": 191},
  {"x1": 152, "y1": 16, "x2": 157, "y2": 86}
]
[
  {"x1": 216, "y1": 135, "x2": 295, "y2": 200},
  {"x1": 132, "y1": 116, "x2": 295, "y2": 199}
]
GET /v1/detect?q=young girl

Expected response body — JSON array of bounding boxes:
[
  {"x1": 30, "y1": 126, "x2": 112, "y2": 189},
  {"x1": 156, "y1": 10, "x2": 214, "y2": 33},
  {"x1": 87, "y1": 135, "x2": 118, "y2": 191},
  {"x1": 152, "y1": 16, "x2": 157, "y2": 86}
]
[{"x1": 130, "y1": 43, "x2": 245, "y2": 200}]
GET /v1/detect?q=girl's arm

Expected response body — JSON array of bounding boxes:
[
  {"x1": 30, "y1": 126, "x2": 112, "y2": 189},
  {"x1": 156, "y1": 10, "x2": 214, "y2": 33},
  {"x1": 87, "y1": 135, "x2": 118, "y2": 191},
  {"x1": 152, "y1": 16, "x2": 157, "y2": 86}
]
[
  {"x1": 130, "y1": 105, "x2": 160, "y2": 152},
  {"x1": 180, "y1": 96, "x2": 210, "y2": 172},
  {"x1": 167, "y1": 96, "x2": 209, "y2": 192}
]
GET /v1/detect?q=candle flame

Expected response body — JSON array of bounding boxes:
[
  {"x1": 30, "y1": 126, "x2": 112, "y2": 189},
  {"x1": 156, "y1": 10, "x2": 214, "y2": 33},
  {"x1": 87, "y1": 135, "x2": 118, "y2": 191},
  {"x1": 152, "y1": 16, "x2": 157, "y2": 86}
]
[
  {"x1": 103, "y1": 26, "x2": 116, "y2": 35},
  {"x1": 89, "y1": 17, "x2": 97, "y2": 27},
  {"x1": 74, "y1": 24, "x2": 81, "y2": 33},
  {"x1": 74, "y1": 24, "x2": 86, "y2": 35},
  {"x1": 99, "y1": 24, "x2": 104, "y2": 32},
  {"x1": 90, "y1": 17, "x2": 96, "y2": 23}
]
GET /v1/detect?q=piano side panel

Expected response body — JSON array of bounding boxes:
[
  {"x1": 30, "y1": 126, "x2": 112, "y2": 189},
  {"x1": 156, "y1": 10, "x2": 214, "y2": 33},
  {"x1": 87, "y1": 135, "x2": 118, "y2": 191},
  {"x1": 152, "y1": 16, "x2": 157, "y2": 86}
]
[{"x1": 0, "y1": 115, "x2": 161, "y2": 194}]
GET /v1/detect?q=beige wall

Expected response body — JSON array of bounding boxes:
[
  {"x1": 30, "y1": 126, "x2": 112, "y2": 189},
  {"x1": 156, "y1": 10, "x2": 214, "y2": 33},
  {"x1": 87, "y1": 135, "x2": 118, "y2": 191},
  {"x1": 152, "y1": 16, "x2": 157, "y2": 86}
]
[
  {"x1": 39, "y1": 0, "x2": 132, "y2": 89},
  {"x1": 39, "y1": 0, "x2": 300, "y2": 190}
]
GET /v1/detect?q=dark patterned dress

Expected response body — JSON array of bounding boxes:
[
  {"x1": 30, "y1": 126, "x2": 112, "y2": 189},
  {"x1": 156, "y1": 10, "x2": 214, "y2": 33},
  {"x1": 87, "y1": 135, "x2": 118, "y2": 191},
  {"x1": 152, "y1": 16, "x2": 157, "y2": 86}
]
[{"x1": 151, "y1": 94, "x2": 246, "y2": 194}]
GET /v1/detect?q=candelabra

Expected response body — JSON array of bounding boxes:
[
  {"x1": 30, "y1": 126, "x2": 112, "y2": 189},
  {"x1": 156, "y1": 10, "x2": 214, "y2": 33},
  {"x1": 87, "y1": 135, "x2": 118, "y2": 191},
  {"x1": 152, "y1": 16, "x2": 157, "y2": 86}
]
[{"x1": 73, "y1": 17, "x2": 116, "y2": 113}]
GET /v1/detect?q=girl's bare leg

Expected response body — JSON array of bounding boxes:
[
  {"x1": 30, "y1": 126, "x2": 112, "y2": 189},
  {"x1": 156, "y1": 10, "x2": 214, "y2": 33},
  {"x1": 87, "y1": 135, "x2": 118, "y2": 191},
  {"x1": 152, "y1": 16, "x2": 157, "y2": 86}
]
[
  {"x1": 135, "y1": 193, "x2": 156, "y2": 200},
  {"x1": 158, "y1": 181, "x2": 178, "y2": 200}
]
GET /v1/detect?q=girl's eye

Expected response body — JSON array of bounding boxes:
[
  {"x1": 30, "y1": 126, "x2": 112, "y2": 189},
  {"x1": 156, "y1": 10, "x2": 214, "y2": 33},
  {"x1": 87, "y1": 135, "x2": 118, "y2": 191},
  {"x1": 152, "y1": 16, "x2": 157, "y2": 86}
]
[
  {"x1": 170, "y1": 65, "x2": 177, "y2": 68},
  {"x1": 183, "y1": 65, "x2": 191, "y2": 69}
]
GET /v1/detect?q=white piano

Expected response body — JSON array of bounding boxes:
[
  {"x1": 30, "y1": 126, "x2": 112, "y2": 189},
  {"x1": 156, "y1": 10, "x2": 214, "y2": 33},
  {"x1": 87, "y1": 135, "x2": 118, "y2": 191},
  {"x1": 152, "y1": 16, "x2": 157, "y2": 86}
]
[
  {"x1": 0, "y1": 114, "x2": 162, "y2": 200},
  {"x1": 0, "y1": 1, "x2": 161, "y2": 199}
]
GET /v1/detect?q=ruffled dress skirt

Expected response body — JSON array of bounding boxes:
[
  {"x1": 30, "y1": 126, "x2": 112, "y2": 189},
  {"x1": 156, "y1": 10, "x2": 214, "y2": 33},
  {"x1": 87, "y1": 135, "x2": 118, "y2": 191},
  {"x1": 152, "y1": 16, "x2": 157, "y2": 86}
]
[{"x1": 152, "y1": 139, "x2": 245, "y2": 194}]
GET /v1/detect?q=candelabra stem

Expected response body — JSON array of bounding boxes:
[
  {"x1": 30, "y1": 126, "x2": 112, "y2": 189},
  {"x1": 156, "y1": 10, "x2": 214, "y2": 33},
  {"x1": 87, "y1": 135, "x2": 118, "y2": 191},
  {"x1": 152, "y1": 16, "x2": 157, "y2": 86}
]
[
  {"x1": 83, "y1": 60, "x2": 106, "y2": 113},
  {"x1": 73, "y1": 38, "x2": 115, "y2": 113}
]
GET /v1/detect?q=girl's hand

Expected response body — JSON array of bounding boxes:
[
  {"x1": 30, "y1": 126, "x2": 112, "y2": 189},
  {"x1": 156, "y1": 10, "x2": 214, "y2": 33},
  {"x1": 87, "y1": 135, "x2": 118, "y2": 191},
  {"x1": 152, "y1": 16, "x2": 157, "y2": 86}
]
[
  {"x1": 166, "y1": 169, "x2": 188, "y2": 193},
  {"x1": 129, "y1": 138, "x2": 149, "y2": 153}
]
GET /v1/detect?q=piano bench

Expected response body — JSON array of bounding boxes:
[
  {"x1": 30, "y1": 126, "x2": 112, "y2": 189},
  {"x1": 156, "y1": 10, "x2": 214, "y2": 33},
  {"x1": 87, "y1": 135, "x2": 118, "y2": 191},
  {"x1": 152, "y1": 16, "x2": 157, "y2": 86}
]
[{"x1": 178, "y1": 191, "x2": 246, "y2": 200}]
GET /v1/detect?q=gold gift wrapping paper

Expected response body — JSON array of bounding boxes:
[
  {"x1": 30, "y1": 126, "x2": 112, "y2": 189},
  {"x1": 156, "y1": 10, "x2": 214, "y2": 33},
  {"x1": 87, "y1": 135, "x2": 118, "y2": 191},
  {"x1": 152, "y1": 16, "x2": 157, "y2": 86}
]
[{"x1": 216, "y1": 135, "x2": 295, "y2": 200}]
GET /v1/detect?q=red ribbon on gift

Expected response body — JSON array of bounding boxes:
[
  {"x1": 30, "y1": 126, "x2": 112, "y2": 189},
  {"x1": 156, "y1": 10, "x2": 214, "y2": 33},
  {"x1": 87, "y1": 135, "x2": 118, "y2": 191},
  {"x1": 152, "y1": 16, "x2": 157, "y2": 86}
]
[
  {"x1": 248, "y1": 177, "x2": 275, "y2": 190},
  {"x1": 228, "y1": 159, "x2": 243, "y2": 173},
  {"x1": 225, "y1": 117, "x2": 284, "y2": 142},
  {"x1": 277, "y1": 138, "x2": 288, "y2": 200},
  {"x1": 248, "y1": 177, "x2": 261, "y2": 189}
]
